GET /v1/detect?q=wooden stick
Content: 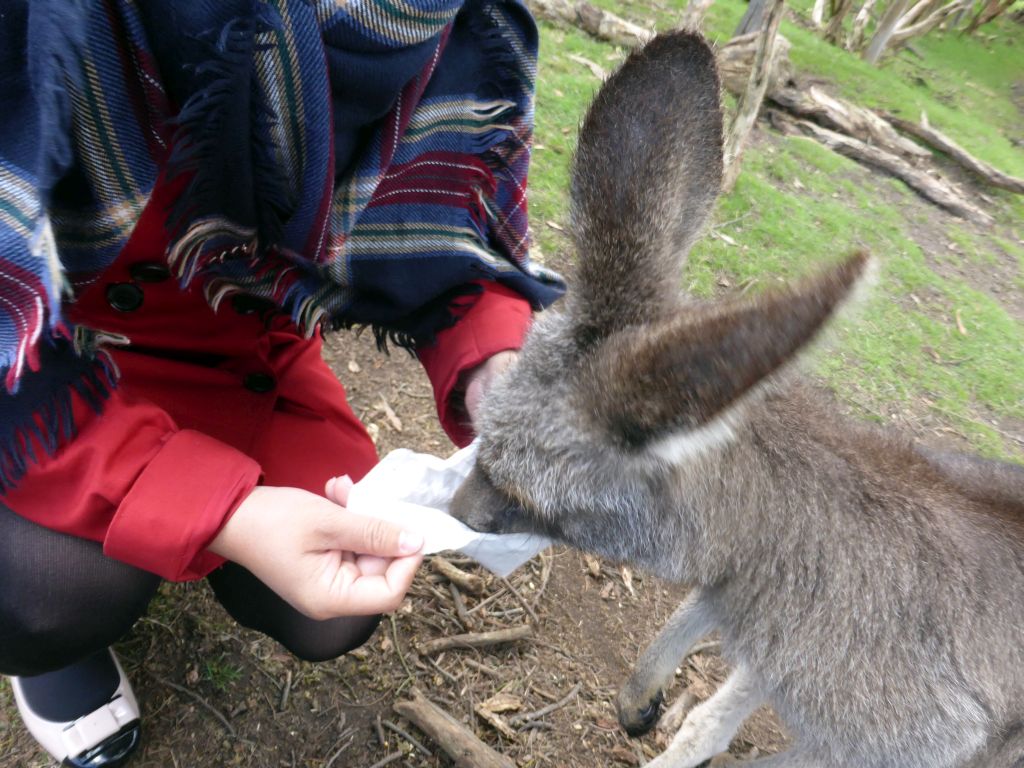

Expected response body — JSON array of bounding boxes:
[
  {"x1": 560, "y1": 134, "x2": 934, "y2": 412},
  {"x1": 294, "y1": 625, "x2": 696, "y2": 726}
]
[
  {"x1": 717, "y1": 32, "x2": 793, "y2": 99},
  {"x1": 475, "y1": 704, "x2": 519, "y2": 738},
  {"x1": 432, "y1": 555, "x2": 486, "y2": 595},
  {"x1": 722, "y1": 0, "x2": 787, "y2": 193},
  {"x1": 417, "y1": 625, "x2": 534, "y2": 656},
  {"x1": 881, "y1": 111, "x2": 1024, "y2": 194},
  {"x1": 367, "y1": 752, "x2": 404, "y2": 768},
  {"x1": 525, "y1": 0, "x2": 654, "y2": 47},
  {"x1": 449, "y1": 582, "x2": 477, "y2": 631},
  {"x1": 394, "y1": 688, "x2": 517, "y2": 768},
  {"x1": 382, "y1": 719, "x2": 432, "y2": 756},
  {"x1": 793, "y1": 119, "x2": 993, "y2": 224},
  {"x1": 499, "y1": 575, "x2": 541, "y2": 625},
  {"x1": 770, "y1": 84, "x2": 931, "y2": 159}
]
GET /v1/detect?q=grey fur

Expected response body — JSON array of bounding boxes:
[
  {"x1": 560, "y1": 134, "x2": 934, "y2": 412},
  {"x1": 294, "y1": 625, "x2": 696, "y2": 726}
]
[{"x1": 449, "y1": 31, "x2": 1024, "y2": 768}]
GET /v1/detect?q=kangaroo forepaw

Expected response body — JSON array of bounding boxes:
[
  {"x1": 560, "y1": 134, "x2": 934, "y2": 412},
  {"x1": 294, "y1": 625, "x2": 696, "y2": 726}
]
[{"x1": 618, "y1": 689, "x2": 665, "y2": 737}]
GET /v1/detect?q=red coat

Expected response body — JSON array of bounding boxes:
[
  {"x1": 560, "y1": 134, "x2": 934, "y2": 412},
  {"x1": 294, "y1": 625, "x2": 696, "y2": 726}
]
[{"x1": 4, "y1": 176, "x2": 532, "y2": 582}]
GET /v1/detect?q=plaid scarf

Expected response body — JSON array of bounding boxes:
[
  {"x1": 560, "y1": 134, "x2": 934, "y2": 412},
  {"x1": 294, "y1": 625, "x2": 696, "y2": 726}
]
[{"x1": 0, "y1": 0, "x2": 564, "y2": 490}]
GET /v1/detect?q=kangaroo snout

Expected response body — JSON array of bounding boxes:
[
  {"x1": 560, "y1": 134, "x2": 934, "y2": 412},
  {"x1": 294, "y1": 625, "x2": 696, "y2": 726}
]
[{"x1": 450, "y1": 466, "x2": 530, "y2": 535}]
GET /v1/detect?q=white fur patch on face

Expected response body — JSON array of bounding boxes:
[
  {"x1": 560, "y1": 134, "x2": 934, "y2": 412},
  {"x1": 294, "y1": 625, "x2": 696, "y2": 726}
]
[{"x1": 645, "y1": 405, "x2": 744, "y2": 466}]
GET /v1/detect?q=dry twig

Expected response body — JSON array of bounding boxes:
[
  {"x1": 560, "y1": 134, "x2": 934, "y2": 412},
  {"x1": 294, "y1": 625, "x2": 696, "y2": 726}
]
[
  {"x1": 394, "y1": 688, "x2": 517, "y2": 768},
  {"x1": 882, "y1": 111, "x2": 1024, "y2": 194},
  {"x1": 367, "y1": 752, "x2": 404, "y2": 768},
  {"x1": 148, "y1": 673, "x2": 237, "y2": 738},
  {"x1": 432, "y1": 555, "x2": 486, "y2": 595},
  {"x1": 383, "y1": 719, "x2": 432, "y2": 756},
  {"x1": 510, "y1": 683, "x2": 583, "y2": 725},
  {"x1": 500, "y1": 575, "x2": 541, "y2": 625},
  {"x1": 417, "y1": 625, "x2": 534, "y2": 656}
]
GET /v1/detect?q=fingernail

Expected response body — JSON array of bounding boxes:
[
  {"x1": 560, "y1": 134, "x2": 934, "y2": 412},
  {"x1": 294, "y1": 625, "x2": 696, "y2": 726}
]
[
  {"x1": 399, "y1": 531, "x2": 424, "y2": 554},
  {"x1": 325, "y1": 477, "x2": 336, "y2": 495}
]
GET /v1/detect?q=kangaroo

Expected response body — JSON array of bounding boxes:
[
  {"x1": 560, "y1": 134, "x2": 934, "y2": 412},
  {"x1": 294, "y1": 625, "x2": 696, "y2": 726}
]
[{"x1": 449, "y1": 30, "x2": 1024, "y2": 768}]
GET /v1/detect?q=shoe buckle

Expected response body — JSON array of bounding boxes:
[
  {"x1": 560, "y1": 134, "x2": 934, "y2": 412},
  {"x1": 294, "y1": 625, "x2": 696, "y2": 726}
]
[{"x1": 61, "y1": 695, "x2": 136, "y2": 760}]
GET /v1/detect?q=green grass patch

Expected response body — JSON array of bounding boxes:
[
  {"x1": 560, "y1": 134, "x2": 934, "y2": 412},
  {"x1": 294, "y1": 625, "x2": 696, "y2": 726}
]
[
  {"x1": 203, "y1": 655, "x2": 244, "y2": 691},
  {"x1": 528, "y1": 6, "x2": 1024, "y2": 460}
]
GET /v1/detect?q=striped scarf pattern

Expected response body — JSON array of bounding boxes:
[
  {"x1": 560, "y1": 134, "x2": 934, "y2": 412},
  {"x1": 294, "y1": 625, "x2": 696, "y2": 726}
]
[{"x1": 0, "y1": 0, "x2": 564, "y2": 490}]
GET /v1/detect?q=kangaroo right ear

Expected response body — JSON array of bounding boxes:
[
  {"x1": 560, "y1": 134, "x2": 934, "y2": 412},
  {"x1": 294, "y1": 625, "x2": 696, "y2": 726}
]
[
  {"x1": 579, "y1": 253, "x2": 872, "y2": 451},
  {"x1": 569, "y1": 31, "x2": 723, "y2": 343}
]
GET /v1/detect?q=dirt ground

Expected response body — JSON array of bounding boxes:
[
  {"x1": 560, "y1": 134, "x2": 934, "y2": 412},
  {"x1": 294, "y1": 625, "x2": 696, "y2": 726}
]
[{"x1": 2, "y1": 96, "x2": 1022, "y2": 768}]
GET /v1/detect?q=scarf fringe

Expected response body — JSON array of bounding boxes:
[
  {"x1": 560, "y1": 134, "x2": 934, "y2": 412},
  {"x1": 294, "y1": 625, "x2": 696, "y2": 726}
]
[
  {"x1": 470, "y1": 4, "x2": 535, "y2": 265},
  {"x1": 0, "y1": 348, "x2": 117, "y2": 494},
  {"x1": 165, "y1": 5, "x2": 292, "y2": 259},
  {"x1": 167, "y1": 217, "x2": 258, "y2": 285}
]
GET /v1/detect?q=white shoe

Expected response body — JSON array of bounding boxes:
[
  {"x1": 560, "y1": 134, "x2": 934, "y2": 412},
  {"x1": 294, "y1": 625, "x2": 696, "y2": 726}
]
[{"x1": 10, "y1": 649, "x2": 141, "y2": 767}]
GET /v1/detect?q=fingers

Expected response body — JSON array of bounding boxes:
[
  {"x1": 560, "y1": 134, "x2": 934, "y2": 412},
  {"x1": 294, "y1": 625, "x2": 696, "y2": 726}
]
[
  {"x1": 384, "y1": 552, "x2": 424, "y2": 602},
  {"x1": 353, "y1": 554, "x2": 390, "y2": 576},
  {"x1": 324, "y1": 474, "x2": 354, "y2": 505},
  {"x1": 324, "y1": 553, "x2": 424, "y2": 616},
  {"x1": 321, "y1": 475, "x2": 421, "y2": 561},
  {"x1": 320, "y1": 508, "x2": 424, "y2": 559}
]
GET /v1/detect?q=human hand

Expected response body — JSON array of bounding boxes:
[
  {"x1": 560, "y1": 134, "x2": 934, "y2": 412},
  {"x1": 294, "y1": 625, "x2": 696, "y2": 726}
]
[
  {"x1": 208, "y1": 480, "x2": 423, "y2": 621},
  {"x1": 463, "y1": 350, "x2": 519, "y2": 429}
]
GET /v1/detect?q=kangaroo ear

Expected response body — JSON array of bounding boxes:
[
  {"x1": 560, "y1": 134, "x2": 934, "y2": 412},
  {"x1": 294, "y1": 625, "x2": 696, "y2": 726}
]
[
  {"x1": 569, "y1": 31, "x2": 723, "y2": 343},
  {"x1": 580, "y1": 253, "x2": 871, "y2": 449}
]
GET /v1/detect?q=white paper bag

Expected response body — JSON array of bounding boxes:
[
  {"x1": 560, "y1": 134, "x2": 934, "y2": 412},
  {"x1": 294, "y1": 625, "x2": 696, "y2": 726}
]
[{"x1": 346, "y1": 441, "x2": 551, "y2": 577}]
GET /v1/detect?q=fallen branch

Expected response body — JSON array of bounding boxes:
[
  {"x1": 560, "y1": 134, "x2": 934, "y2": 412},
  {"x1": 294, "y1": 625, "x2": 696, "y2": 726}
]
[
  {"x1": 716, "y1": 32, "x2": 793, "y2": 100},
  {"x1": 394, "y1": 688, "x2": 517, "y2": 768},
  {"x1": 793, "y1": 119, "x2": 994, "y2": 225},
  {"x1": 432, "y1": 555, "x2": 486, "y2": 595},
  {"x1": 770, "y1": 84, "x2": 931, "y2": 159},
  {"x1": 417, "y1": 625, "x2": 534, "y2": 656},
  {"x1": 525, "y1": 0, "x2": 653, "y2": 47},
  {"x1": 881, "y1": 112, "x2": 1024, "y2": 194}
]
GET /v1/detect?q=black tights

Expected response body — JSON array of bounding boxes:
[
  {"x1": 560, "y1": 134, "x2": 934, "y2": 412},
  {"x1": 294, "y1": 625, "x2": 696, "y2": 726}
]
[{"x1": 0, "y1": 504, "x2": 380, "y2": 677}]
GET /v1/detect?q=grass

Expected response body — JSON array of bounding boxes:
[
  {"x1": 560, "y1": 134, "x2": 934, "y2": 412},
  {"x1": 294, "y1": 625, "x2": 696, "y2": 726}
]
[
  {"x1": 528, "y1": 2, "x2": 1024, "y2": 461},
  {"x1": 203, "y1": 655, "x2": 244, "y2": 691}
]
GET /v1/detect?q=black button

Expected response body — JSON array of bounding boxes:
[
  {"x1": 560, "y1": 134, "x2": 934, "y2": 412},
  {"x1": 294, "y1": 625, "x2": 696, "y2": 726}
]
[
  {"x1": 106, "y1": 283, "x2": 144, "y2": 312},
  {"x1": 129, "y1": 262, "x2": 171, "y2": 283},
  {"x1": 243, "y1": 372, "x2": 276, "y2": 393},
  {"x1": 231, "y1": 294, "x2": 276, "y2": 315}
]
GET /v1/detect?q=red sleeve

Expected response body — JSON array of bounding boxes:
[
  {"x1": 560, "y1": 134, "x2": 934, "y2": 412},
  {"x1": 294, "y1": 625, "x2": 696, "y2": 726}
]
[
  {"x1": 2, "y1": 386, "x2": 261, "y2": 581},
  {"x1": 417, "y1": 282, "x2": 533, "y2": 447}
]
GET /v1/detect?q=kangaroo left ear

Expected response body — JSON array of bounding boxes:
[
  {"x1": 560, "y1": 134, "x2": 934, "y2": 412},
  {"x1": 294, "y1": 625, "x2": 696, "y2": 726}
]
[{"x1": 578, "y1": 252, "x2": 871, "y2": 450}]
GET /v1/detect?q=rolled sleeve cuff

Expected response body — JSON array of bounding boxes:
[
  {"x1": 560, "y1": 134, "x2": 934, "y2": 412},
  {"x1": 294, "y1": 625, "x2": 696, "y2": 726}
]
[
  {"x1": 418, "y1": 282, "x2": 533, "y2": 447},
  {"x1": 104, "y1": 430, "x2": 262, "y2": 581}
]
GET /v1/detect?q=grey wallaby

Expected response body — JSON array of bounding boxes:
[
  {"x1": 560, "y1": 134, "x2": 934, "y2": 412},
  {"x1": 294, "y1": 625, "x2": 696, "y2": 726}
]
[{"x1": 449, "y1": 30, "x2": 1024, "y2": 768}]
